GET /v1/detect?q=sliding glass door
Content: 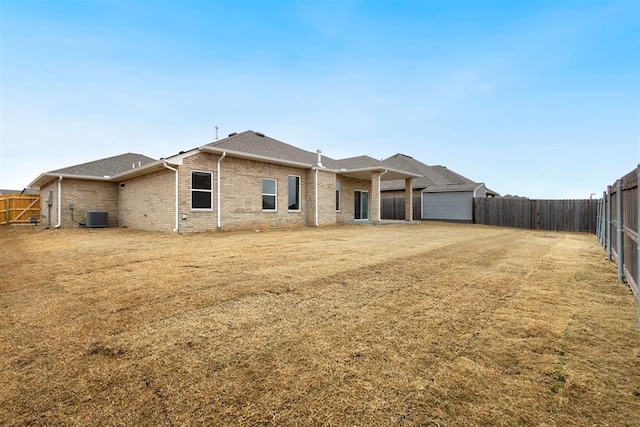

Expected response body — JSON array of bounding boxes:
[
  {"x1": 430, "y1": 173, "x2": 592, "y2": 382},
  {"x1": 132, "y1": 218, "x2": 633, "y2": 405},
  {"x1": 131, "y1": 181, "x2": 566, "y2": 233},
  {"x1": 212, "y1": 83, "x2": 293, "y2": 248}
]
[{"x1": 354, "y1": 190, "x2": 369, "y2": 220}]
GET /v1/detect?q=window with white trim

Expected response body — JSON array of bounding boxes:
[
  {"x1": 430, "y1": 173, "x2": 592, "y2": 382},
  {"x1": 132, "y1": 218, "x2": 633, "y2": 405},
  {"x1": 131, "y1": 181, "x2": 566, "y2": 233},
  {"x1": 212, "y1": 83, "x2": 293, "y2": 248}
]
[
  {"x1": 262, "y1": 178, "x2": 277, "y2": 211},
  {"x1": 191, "y1": 171, "x2": 212, "y2": 210},
  {"x1": 288, "y1": 175, "x2": 300, "y2": 211}
]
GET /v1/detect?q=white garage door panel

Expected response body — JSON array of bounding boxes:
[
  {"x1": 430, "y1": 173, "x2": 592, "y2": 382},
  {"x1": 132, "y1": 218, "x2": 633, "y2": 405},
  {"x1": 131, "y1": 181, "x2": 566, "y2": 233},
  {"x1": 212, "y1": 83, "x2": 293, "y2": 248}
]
[{"x1": 422, "y1": 192, "x2": 473, "y2": 221}]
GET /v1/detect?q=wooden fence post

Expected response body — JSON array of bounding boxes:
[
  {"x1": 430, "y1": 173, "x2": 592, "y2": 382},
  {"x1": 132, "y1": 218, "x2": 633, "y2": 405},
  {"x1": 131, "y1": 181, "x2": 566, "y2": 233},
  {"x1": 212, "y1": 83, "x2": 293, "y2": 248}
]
[
  {"x1": 607, "y1": 186, "x2": 612, "y2": 260},
  {"x1": 636, "y1": 165, "x2": 639, "y2": 329},
  {"x1": 616, "y1": 179, "x2": 624, "y2": 282}
]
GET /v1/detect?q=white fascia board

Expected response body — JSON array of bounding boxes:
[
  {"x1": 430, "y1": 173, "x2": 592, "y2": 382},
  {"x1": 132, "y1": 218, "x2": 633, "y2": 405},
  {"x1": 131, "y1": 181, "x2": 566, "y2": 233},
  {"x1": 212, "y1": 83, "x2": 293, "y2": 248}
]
[
  {"x1": 111, "y1": 159, "x2": 180, "y2": 181},
  {"x1": 200, "y1": 146, "x2": 314, "y2": 169},
  {"x1": 28, "y1": 173, "x2": 113, "y2": 189},
  {"x1": 339, "y1": 166, "x2": 421, "y2": 180}
]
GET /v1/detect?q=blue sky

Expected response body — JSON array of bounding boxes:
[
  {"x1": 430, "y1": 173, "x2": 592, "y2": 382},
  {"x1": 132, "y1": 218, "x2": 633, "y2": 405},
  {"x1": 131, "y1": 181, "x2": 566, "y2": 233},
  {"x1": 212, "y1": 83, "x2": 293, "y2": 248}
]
[{"x1": 1, "y1": 0, "x2": 638, "y2": 198}]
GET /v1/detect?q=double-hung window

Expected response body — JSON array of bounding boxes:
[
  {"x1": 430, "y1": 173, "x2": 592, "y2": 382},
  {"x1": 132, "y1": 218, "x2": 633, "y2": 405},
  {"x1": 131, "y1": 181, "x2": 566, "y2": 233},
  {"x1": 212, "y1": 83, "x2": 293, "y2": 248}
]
[
  {"x1": 288, "y1": 175, "x2": 300, "y2": 211},
  {"x1": 192, "y1": 171, "x2": 212, "y2": 210},
  {"x1": 262, "y1": 178, "x2": 277, "y2": 211}
]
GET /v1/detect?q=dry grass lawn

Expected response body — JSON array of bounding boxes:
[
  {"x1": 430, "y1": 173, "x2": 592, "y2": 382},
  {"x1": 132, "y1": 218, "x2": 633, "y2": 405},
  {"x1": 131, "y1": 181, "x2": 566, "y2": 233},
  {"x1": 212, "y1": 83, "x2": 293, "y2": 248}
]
[{"x1": 1, "y1": 222, "x2": 639, "y2": 426}]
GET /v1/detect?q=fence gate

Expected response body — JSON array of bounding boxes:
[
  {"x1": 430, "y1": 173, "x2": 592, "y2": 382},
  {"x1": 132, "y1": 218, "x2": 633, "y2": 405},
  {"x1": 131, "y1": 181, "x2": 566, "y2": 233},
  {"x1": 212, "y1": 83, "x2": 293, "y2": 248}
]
[{"x1": 0, "y1": 195, "x2": 41, "y2": 225}]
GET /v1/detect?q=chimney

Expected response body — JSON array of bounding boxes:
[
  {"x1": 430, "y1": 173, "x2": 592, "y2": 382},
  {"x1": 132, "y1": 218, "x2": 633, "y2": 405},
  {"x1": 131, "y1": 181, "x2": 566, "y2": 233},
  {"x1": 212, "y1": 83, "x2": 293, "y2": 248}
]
[{"x1": 317, "y1": 149, "x2": 323, "y2": 167}]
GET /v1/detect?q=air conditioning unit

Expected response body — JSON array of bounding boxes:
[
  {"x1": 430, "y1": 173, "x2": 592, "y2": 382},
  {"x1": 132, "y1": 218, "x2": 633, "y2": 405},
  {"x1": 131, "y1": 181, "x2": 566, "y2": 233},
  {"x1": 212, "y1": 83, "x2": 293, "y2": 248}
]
[{"x1": 86, "y1": 211, "x2": 108, "y2": 228}]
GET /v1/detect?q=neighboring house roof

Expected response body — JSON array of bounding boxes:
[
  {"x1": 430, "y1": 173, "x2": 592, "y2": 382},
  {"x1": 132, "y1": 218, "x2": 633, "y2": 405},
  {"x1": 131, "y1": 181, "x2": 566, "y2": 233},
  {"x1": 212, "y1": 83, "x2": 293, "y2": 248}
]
[
  {"x1": 29, "y1": 153, "x2": 157, "y2": 188},
  {"x1": 0, "y1": 189, "x2": 22, "y2": 195},
  {"x1": 381, "y1": 153, "x2": 499, "y2": 195}
]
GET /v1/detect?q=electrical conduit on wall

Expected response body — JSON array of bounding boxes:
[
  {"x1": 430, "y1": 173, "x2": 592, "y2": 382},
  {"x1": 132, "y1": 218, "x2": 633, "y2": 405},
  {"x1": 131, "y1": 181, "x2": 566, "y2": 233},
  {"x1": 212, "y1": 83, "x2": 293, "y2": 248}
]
[
  {"x1": 163, "y1": 161, "x2": 179, "y2": 232},
  {"x1": 55, "y1": 176, "x2": 62, "y2": 228},
  {"x1": 217, "y1": 152, "x2": 226, "y2": 228}
]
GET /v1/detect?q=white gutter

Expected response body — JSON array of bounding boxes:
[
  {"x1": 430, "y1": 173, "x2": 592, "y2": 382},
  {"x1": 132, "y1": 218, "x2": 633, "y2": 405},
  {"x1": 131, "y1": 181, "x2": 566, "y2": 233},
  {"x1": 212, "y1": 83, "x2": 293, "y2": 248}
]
[
  {"x1": 217, "y1": 152, "x2": 226, "y2": 228},
  {"x1": 200, "y1": 146, "x2": 313, "y2": 169},
  {"x1": 314, "y1": 167, "x2": 319, "y2": 227},
  {"x1": 55, "y1": 176, "x2": 62, "y2": 228},
  {"x1": 378, "y1": 169, "x2": 388, "y2": 222},
  {"x1": 163, "y1": 161, "x2": 179, "y2": 232}
]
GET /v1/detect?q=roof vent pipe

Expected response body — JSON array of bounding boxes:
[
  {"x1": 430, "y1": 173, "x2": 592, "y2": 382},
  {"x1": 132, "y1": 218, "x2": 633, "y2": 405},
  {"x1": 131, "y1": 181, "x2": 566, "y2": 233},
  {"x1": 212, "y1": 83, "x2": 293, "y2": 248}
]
[
  {"x1": 317, "y1": 149, "x2": 323, "y2": 168},
  {"x1": 215, "y1": 126, "x2": 219, "y2": 140}
]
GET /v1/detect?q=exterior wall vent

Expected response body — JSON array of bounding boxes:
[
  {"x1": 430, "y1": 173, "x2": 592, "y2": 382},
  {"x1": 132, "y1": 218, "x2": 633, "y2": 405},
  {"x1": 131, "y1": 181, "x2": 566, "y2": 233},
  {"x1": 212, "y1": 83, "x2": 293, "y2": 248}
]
[{"x1": 86, "y1": 211, "x2": 108, "y2": 228}]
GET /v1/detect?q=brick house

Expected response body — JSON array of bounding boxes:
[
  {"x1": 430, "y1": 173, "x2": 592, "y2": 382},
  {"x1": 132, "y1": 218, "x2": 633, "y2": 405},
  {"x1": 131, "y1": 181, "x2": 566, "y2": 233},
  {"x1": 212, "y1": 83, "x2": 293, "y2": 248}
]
[{"x1": 29, "y1": 131, "x2": 420, "y2": 232}]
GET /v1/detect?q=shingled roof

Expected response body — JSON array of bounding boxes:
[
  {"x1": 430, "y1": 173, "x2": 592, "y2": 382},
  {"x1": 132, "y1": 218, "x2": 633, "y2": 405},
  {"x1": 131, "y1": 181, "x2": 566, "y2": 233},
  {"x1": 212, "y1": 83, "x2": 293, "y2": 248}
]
[
  {"x1": 200, "y1": 131, "x2": 420, "y2": 180},
  {"x1": 381, "y1": 153, "x2": 482, "y2": 192},
  {"x1": 49, "y1": 153, "x2": 156, "y2": 178},
  {"x1": 202, "y1": 131, "x2": 342, "y2": 168},
  {"x1": 29, "y1": 153, "x2": 158, "y2": 188}
]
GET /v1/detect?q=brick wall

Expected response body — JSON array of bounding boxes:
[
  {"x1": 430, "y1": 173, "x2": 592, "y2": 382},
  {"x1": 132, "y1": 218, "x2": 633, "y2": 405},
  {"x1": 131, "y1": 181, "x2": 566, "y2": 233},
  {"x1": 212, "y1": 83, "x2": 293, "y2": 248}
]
[
  {"x1": 217, "y1": 155, "x2": 310, "y2": 231},
  {"x1": 36, "y1": 153, "x2": 384, "y2": 232},
  {"x1": 39, "y1": 178, "x2": 118, "y2": 228},
  {"x1": 304, "y1": 168, "x2": 339, "y2": 226},
  {"x1": 118, "y1": 169, "x2": 176, "y2": 232},
  {"x1": 336, "y1": 175, "x2": 372, "y2": 223}
]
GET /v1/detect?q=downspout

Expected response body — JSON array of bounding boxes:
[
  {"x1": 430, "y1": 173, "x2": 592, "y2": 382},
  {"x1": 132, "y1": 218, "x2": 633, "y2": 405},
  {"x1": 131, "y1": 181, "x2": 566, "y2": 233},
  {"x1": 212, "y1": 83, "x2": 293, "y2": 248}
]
[
  {"x1": 163, "y1": 161, "x2": 179, "y2": 232},
  {"x1": 217, "y1": 152, "x2": 226, "y2": 228},
  {"x1": 378, "y1": 169, "x2": 387, "y2": 222},
  {"x1": 54, "y1": 176, "x2": 62, "y2": 228},
  {"x1": 314, "y1": 167, "x2": 319, "y2": 227}
]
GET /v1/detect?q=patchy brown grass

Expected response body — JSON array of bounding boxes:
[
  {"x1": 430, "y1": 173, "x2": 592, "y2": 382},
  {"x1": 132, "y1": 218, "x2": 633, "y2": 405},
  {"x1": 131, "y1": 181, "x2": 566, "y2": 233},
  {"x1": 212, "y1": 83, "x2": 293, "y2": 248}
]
[{"x1": 1, "y1": 222, "x2": 638, "y2": 426}]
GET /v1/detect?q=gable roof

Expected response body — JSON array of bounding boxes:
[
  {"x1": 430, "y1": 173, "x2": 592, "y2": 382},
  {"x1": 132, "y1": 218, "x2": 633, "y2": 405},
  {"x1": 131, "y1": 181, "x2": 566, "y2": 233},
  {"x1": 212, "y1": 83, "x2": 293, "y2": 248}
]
[
  {"x1": 29, "y1": 153, "x2": 157, "y2": 188},
  {"x1": 49, "y1": 153, "x2": 156, "y2": 177},
  {"x1": 202, "y1": 130, "x2": 329, "y2": 167},
  {"x1": 29, "y1": 131, "x2": 423, "y2": 189},
  {"x1": 199, "y1": 131, "x2": 420, "y2": 180},
  {"x1": 381, "y1": 153, "x2": 498, "y2": 195}
]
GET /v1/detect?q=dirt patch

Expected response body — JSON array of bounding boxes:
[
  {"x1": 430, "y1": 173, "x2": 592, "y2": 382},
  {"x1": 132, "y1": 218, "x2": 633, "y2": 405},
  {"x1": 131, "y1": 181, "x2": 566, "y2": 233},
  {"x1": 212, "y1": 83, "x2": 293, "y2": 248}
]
[{"x1": 1, "y1": 223, "x2": 638, "y2": 426}]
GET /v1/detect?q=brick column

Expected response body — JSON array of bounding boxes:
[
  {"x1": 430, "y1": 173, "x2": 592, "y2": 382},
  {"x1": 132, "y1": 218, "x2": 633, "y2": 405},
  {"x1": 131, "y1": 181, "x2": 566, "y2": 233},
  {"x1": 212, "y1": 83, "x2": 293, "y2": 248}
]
[
  {"x1": 371, "y1": 171, "x2": 380, "y2": 222},
  {"x1": 405, "y1": 178, "x2": 413, "y2": 221}
]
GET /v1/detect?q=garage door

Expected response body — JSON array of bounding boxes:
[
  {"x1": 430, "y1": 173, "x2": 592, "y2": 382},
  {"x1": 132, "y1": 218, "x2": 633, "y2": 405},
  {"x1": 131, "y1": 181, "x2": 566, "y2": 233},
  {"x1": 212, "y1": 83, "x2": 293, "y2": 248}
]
[{"x1": 422, "y1": 192, "x2": 473, "y2": 222}]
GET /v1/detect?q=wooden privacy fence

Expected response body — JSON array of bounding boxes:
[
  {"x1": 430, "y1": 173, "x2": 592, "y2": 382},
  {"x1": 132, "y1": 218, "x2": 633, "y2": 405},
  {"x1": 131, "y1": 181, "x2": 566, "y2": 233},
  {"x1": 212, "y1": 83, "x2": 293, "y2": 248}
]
[
  {"x1": 474, "y1": 198, "x2": 598, "y2": 233},
  {"x1": 596, "y1": 165, "x2": 639, "y2": 313},
  {"x1": 0, "y1": 195, "x2": 41, "y2": 225},
  {"x1": 381, "y1": 196, "x2": 421, "y2": 220}
]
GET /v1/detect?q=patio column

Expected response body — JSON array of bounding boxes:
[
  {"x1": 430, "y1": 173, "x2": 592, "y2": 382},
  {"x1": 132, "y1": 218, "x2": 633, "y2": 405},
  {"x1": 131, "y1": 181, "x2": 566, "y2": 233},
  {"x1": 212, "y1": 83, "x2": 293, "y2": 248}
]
[
  {"x1": 371, "y1": 170, "x2": 381, "y2": 222},
  {"x1": 405, "y1": 178, "x2": 413, "y2": 221}
]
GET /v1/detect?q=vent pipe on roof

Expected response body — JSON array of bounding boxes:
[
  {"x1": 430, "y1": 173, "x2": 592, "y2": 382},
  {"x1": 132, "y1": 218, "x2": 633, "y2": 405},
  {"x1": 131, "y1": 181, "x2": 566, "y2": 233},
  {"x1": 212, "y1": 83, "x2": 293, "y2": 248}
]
[
  {"x1": 215, "y1": 126, "x2": 219, "y2": 140},
  {"x1": 317, "y1": 150, "x2": 323, "y2": 168}
]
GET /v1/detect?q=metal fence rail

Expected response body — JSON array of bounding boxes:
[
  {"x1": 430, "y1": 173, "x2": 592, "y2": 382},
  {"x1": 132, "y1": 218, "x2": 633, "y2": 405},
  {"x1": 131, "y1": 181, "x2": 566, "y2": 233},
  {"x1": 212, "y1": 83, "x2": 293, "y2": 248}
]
[{"x1": 596, "y1": 165, "x2": 639, "y2": 328}]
